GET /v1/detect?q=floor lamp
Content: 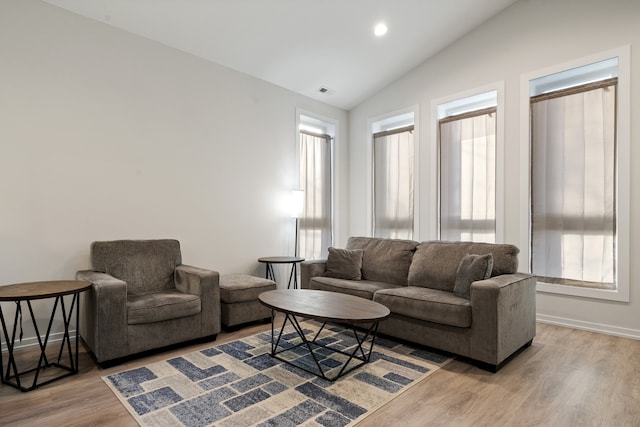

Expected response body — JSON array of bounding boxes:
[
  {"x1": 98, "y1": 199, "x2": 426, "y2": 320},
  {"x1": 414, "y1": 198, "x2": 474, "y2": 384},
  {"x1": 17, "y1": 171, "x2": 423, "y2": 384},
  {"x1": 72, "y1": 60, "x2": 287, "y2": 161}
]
[{"x1": 291, "y1": 190, "x2": 304, "y2": 257}]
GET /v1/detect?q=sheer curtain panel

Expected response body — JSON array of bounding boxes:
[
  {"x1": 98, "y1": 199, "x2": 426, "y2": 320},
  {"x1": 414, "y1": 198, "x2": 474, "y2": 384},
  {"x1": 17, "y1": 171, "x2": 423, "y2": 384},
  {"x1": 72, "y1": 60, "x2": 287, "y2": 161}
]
[
  {"x1": 299, "y1": 131, "x2": 332, "y2": 260},
  {"x1": 373, "y1": 126, "x2": 414, "y2": 239},
  {"x1": 439, "y1": 108, "x2": 496, "y2": 243},
  {"x1": 530, "y1": 79, "x2": 617, "y2": 289}
]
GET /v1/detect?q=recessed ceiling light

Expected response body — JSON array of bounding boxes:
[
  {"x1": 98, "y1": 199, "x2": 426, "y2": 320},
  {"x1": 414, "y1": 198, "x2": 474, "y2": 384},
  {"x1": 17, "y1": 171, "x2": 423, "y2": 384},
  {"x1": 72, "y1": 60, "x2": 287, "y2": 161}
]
[{"x1": 374, "y1": 23, "x2": 388, "y2": 37}]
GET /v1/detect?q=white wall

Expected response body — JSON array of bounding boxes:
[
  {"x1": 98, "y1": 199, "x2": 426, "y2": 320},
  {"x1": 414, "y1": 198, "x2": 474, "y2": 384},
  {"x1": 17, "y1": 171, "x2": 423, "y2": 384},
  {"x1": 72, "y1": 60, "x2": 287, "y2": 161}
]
[
  {"x1": 0, "y1": 0, "x2": 348, "y2": 347},
  {"x1": 348, "y1": 0, "x2": 640, "y2": 338}
]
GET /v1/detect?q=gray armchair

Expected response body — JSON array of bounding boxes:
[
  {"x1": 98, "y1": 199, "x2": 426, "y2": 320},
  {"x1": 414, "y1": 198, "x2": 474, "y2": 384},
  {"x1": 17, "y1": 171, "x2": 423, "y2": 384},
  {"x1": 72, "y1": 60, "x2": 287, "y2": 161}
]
[{"x1": 76, "y1": 239, "x2": 220, "y2": 366}]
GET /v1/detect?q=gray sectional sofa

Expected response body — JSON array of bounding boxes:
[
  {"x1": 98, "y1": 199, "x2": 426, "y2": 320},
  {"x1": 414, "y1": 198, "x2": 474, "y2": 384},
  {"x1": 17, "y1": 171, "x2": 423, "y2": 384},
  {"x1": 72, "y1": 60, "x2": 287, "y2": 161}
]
[{"x1": 301, "y1": 237, "x2": 536, "y2": 371}]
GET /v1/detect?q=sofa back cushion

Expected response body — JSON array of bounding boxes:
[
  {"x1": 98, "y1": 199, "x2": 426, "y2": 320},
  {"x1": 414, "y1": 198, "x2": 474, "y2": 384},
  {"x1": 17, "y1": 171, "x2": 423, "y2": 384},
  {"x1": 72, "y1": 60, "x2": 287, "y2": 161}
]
[
  {"x1": 408, "y1": 241, "x2": 519, "y2": 291},
  {"x1": 346, "y1": 237, "x2": 418, "y2": 286},
  {"x1": 91, "y1": 239, "x2": 181, "y2": 295}
]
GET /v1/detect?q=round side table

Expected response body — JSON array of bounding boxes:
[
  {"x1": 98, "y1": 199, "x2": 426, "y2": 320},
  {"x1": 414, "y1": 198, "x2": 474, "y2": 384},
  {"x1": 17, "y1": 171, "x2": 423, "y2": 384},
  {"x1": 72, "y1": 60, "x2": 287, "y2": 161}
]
[
  {"x1": 258, "y1": 256, "x2": 305, "y2": 289},
  {"x1": 0, "y1": 280, "x2": 92, "y2": 392}
]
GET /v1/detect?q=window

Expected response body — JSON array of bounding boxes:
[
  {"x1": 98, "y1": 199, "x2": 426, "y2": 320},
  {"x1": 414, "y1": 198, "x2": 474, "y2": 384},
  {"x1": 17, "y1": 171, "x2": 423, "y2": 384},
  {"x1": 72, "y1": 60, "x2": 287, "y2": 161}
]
[
  {"x1": 298, "y1": 114, "x2": 333, "y2": 259},
  {"x1": 372, "y1": 112, "x2": 415, "y2": 239},
  {"x1": 523, "y1": 47, "x2": 630, "y2": 301},
  {"x1": 438, "y1": 91, "x2": 497, "y2": 243},
  {"x1": 530, "y1": 64, "x2": 617, "y2": 290}
]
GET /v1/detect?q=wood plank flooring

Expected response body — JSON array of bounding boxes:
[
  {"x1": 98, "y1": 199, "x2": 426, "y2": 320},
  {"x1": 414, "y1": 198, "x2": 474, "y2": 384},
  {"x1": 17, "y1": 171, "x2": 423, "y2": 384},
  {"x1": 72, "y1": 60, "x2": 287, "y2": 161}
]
[{"x1": 1, "y1": 321, "x2": 639, "y2": 426}]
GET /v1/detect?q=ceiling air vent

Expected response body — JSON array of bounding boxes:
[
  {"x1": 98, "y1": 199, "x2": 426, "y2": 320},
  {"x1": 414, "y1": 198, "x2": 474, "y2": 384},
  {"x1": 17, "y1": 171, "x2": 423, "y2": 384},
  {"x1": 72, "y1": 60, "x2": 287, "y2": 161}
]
[{"x1": 318, "y1": 87, "x2": 333, "y2": 95}]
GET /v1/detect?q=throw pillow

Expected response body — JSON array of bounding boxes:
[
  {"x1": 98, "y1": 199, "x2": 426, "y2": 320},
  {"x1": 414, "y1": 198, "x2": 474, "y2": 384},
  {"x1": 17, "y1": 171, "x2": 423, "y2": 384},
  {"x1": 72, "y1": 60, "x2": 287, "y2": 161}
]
[
  {"x1": 324, "y1": 247, "x2": 364, "y2": 280},
  {"x1": 453, "y1": 253, "x2": 493, "y2": 299}
]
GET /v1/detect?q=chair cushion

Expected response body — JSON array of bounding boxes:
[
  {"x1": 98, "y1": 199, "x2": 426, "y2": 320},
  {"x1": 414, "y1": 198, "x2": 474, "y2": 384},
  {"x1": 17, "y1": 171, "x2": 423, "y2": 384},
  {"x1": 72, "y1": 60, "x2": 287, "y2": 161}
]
[
  {"x1": 220, "y1": 274, "x2": 276, "y2": 303},
  {"x1": 91, "y1": 239, "x2": 181, "y2": 294},
  {"x1": 323, "y1": 247, "x2": 364, "y2": 280},
  {"x1": 127, "y1": 290, "x2": 201, "y2": 325},
  {"x1": 373, "y1": 286, "x2": 471, "y2": 328}
]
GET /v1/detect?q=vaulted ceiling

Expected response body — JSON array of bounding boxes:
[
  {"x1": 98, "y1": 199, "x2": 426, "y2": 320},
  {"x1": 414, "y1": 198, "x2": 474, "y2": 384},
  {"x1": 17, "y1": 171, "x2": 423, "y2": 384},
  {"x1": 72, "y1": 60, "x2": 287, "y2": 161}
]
[{"x1": 43, "y1": 0, "x2": 519, "y2": 110}]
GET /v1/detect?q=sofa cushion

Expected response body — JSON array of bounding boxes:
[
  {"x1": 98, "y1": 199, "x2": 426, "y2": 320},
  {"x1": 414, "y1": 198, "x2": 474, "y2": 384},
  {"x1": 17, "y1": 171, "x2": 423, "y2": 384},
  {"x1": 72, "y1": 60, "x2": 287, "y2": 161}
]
[
  {"x1": 346, "y1": 237, "x2": 418, "y2": 286},
  {"x1": 324, "y1": 247, "x2": 364, "y2": 280},
  {"x1": 408, "y1": 242, "x2": 465, "y2": 292},
  {"x1": 373, "y1": 286, "x2": 471, "y2": 328},
  {"x1": 309, "y1": 276, "x2": 403, "y2": 300},
  {"x1": 91, "y1": 239, "x2": 181, "y2": 295},
  {"x1": 127, "y1": 290, "x2": 201, "y2": 325},
  {"x1": 408, "y1": 241, "x2": 519, "y2": 292},
  {"x1": 465, "y1": 242, "x2": 519, "y2": 276},
  {"x1": 453, "y1": 254, "x2": 493, "y2": 299}
]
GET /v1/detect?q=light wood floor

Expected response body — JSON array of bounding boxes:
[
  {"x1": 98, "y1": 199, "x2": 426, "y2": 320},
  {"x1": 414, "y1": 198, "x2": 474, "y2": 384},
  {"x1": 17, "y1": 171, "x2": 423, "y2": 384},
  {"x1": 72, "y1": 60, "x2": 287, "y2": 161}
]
[{"x1": 1, "y1": 321, "x2": 639, "y2": 427}]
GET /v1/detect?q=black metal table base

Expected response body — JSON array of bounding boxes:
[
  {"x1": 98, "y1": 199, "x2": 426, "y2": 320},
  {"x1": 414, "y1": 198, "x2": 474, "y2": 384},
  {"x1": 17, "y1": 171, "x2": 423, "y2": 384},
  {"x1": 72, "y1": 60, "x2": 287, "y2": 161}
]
[
  {"x1": 0, "y1": 294, "x2": 81, "y2": 392},
  {"x1": 265, "y1": 263, "x2": 299, "y2": 289},
  {"x1": 268, "y1": 312, "x2": 380, "y2": 381}
]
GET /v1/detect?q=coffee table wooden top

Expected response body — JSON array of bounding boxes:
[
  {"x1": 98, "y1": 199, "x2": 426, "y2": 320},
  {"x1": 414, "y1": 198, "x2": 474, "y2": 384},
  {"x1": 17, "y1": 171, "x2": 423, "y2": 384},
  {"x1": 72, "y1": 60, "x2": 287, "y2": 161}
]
[
  {"x1": 0, "y1": 280, "x2": 92, "y2": 301},
  {"x1": 259, "y1": 289, "x2": 390, "y2": 323}
]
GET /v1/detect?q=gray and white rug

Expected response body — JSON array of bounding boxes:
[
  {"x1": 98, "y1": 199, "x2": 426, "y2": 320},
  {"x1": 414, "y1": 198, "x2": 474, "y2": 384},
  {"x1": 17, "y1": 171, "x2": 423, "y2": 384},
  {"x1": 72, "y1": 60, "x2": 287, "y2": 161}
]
[{"x1": 103, "y1": 321, "x2": 451, "y2": 426}]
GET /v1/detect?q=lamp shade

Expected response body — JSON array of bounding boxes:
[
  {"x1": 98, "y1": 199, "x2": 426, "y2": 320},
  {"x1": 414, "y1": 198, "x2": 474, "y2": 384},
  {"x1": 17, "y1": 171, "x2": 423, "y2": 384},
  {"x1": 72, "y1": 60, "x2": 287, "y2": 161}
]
[{"x1": 291, "y1": 190, "x2": 304, "y2": 218}]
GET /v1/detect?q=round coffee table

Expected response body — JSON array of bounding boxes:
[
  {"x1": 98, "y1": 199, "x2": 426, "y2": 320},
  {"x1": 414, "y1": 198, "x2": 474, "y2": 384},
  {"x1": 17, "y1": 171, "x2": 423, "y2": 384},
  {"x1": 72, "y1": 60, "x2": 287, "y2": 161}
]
[{"x1": 259, "y1": 289, "x2": 390, "y2": 381}]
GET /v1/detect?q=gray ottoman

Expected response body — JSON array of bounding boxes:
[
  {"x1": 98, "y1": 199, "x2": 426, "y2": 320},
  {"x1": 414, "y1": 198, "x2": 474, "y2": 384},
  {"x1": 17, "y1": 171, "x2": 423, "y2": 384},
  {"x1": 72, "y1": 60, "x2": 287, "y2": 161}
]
[{"x1": 220, "y1": 274, "x2": 276, "y2": 328}]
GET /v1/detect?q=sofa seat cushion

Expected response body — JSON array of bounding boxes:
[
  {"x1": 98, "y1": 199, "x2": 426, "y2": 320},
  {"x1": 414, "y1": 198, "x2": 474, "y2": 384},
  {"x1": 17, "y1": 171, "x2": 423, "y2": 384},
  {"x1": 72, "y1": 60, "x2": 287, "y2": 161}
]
[
  {"x1": 373, "y1": 286, "x2": 471, "y2": 328},
  {"x1": 309, "y1": 276, "x2": 403, "y2": 300},
  {"x1": 127, "y1": 290, "x2": 201, "y2": 325}
]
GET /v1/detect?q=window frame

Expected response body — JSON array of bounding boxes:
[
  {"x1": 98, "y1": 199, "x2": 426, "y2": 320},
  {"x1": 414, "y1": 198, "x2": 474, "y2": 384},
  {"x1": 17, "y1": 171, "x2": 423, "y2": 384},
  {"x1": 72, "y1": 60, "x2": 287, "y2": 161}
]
[{"x1": 519, "y1": 46, "x2": 630, "y2": 302}]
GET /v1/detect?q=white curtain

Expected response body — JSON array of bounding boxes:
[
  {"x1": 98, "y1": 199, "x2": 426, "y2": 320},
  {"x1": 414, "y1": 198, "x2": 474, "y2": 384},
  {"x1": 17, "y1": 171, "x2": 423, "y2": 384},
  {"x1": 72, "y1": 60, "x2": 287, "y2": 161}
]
[
  {"x1": 373, "y1": 127, "x2": 414, "y2": 239},
  {"x1": 299, "y1": 132, "x2": 332, "y2": 260},
  {"x1": 439, "y1": 109, "x2": 496, "y2": 243},
  {"x1": 530, "y1": 81, "x2": 616, "y2": 288}
]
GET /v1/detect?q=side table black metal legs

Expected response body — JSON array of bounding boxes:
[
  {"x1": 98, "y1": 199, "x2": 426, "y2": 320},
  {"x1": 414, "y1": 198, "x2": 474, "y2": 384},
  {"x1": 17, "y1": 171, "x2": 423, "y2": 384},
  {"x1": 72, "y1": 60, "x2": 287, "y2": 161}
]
[
  {"x1": 265, "y1": 262, "x2": 298, "y2": 289},
  {"x1": 0, "y1": 292, "x2": 83, "y2": 392}
]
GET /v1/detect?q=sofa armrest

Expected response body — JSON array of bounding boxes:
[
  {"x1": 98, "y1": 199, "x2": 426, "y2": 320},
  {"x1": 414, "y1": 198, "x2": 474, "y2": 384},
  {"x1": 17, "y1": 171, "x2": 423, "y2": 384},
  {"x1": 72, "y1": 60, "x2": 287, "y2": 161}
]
[
  {"x1": 469, "y1": 273, "x2": 537, "y2": 366},
  {"x1": 300, "y1": 260, "x2": 327, "y2": 289},
  {"x1": 75, "y1": 270, "x2": 128, "y2": 362},
  {"x1": 175, "y1": 264, "x2": 220, "y2": 336}
]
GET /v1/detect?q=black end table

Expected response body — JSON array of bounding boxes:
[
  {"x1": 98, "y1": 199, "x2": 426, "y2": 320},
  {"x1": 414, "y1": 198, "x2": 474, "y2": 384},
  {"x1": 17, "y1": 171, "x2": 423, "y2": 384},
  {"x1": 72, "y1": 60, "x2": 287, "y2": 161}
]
[
  {"x1": 0, "y1": 280, "x2": 92, "y2": 392},
  {"x1": 258, "y1": 256, "x2": 305, "y2": 289}
]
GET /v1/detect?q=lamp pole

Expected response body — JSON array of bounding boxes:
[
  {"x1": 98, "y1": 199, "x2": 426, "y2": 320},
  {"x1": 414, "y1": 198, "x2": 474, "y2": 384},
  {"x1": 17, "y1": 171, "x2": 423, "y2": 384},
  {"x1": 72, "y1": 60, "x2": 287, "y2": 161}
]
[
  {"x1": 294, "y1": 217, "x2": 299, "y2": 257},
  {"x1": 292, "y1": 190, "x2": 304, "y2": 258}
]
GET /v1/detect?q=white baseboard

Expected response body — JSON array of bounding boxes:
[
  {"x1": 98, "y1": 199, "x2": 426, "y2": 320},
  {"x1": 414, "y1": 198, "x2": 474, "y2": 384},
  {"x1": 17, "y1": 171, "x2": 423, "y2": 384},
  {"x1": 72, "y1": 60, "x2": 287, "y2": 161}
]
[
  {"x1": 537, "y1": 314, "x2": 640, "y2": 340},
  {"x1": 0, "y1": 330, "x2": 75, "y2": 354}
]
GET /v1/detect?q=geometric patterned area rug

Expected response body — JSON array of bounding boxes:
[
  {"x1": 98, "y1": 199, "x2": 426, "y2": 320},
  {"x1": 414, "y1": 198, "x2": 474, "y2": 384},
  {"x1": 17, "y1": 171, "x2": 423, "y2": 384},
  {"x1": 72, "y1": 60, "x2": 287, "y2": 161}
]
[{"x1": 103, "y1": 320, "x2": 452, "y2": 427}]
